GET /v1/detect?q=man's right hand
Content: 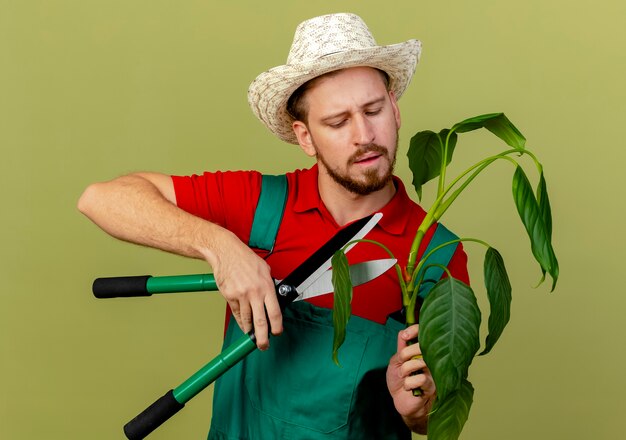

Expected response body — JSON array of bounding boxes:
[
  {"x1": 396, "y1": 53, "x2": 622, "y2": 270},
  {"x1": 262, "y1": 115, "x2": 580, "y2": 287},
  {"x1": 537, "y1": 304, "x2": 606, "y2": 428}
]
[{"x1": 202, "y1": 230, "x2": 283, "y2": 350}]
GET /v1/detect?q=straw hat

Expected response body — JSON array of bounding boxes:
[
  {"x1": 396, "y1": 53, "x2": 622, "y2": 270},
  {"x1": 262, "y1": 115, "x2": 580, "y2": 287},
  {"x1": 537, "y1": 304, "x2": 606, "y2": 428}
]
[{"x1": 248, "y1": 13, "x2": 422, "y2": 144}]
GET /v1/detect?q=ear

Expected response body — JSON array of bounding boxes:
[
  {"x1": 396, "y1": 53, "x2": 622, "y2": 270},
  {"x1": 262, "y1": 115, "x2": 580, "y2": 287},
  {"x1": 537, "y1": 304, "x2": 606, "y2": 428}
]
[
  {"x1": 388, "y1": 90, "x2": 401, "y2": 130},
  {"x1": 292, "y1": 120, "x2": 316, "y2": 157}
]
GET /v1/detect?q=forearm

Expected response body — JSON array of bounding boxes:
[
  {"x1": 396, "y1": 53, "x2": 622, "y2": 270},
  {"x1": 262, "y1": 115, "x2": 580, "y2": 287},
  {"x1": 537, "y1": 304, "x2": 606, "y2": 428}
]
[
  {"x1": 79, "y1": 172, "x2": 282, "y2": 348},
  {"x1": 78, "y1": 173, "x2": 222, "y2": 264}
]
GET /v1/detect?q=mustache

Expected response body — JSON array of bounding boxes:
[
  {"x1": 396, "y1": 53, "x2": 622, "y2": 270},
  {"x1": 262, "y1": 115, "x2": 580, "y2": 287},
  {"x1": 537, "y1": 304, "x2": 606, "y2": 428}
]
[{"x1": 348, "y1": 144, "x2": 389, "y2": 165}]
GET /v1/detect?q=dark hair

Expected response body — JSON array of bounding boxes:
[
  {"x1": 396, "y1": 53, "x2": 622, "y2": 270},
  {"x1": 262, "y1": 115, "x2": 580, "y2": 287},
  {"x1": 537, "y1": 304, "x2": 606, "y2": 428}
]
[{"x1": 286, "y1": 68, "x2": 390, "y2": 123}]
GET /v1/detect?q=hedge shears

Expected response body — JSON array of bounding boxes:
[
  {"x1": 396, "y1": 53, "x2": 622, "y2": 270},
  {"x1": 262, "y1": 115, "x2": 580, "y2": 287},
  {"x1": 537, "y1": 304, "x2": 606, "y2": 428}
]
[{"x1": 93, "y1": 213, "x2": 391, "y2": 439}]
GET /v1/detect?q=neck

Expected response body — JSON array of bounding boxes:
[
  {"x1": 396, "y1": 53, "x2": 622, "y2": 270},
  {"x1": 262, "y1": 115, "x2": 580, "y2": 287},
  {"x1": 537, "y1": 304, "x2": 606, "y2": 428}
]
[{"x1": 317, "y1": 170, "x2": 396, "y2": 226}]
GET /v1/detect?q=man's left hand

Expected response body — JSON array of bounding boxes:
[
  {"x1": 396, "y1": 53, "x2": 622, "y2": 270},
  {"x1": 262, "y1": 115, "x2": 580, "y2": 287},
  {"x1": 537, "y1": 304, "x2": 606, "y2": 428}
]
[{"x1": 386, "y1": 323, "x2": 435, "y2": 434}]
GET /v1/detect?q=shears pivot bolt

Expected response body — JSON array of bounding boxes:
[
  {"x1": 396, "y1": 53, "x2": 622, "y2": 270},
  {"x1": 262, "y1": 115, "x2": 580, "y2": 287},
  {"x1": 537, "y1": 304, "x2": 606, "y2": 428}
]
[{"x1": 278, "y1": 285, "x2": 293, "y2": 296}]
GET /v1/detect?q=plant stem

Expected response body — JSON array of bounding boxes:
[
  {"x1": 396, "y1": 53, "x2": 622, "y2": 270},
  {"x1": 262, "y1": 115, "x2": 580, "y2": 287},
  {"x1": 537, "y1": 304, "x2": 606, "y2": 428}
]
[
  {"x1": 441, "y1": 150, "x2": 520, "y2": 198},
  {"x1": 407, "y1": 150, "x2": 517, "y2": 276},
  {"x1": 405, "y1": 263, "x2": 453, "y2": 325},
  {"x1": 405, "y1": 238, "x2": 490, "y2": 326},
  {"x1": 406, "y1": 218, "x2": 434, "y2": 278},
  {"x1": 405, "y1": 148, "x2": 537, "y2": 321},
  {"x1": 405, "y1": 157, "x2": 494, "y2": 278}
]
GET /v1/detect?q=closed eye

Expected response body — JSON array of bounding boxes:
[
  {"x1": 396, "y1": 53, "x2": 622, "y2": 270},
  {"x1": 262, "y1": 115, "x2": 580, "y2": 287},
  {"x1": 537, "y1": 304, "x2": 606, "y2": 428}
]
[
  {"x1": 328, "y1": 119, "x2": 347, "y2": 128},
  {"x1": 365, "y1": 108, "x2": 382, "y2": 116}
]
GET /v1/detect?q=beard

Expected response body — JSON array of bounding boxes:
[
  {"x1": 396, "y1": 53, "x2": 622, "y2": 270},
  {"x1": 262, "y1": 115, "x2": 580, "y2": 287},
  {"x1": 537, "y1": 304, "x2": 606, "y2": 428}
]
[{"x1": 315, "y1": 139, "x2": 398, "y2": 196}]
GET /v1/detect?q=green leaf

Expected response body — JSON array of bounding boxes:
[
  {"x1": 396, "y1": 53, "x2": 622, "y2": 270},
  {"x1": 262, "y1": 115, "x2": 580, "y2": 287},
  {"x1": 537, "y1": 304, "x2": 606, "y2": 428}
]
[
  {"x1": 479, "y1": 247, "x2": 512, "y2": 356},
  {"x1": 452, "y1": 113, "x2": 526, "y2": 150},
  {"x1": 536, "y1": 171, "x2": 553, "y2": 241},
  {"x1": 419, "y1": 277, "x2": 481, "y2": 400},
  {"x1": 535, "y1": 171, "x2": 553, "y2": 282},
  {"x1": 331, "y1": 250, "x2": 353, "y2": 366},
  {"x1": 427, "y1": 379, "x2": 474, "y2": 440},
  {"x1": 512, "y1": 166, "x2": 559, "y2": 290},
  {"x1": 407, "y1": 129, "x2": 457, "y2": 200}
]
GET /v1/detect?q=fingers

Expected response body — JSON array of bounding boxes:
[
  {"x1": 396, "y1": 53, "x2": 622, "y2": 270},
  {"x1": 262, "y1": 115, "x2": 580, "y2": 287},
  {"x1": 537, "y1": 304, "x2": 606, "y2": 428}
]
[
  {"x1": 400, "y1": 323, "x2": 420, "y2": 343},
  {"x1": 225, "y1": 278, "x2": 281, "y2": 350},
  {"x1": 230, "y1": 302, "x2": 253, "y2": 333},
  {"x1": 394, "y1": 324, "x2": 436, "y2": 396},
  {"x1": 405, "y1": 372, "x2": 435, "y2": 400},
  {"x1": 264, "y1": 289, "x2": 283, "y2": 336},
  {"x1": 400, "y1": 356, "x2": 426, "y2": 377},
  {"x1": 397, "y1": 324, "x2": 422, "y2": 361},
  {"x1": 252, "y1": 275, "x2": 283, "y2": 349},
  {"x1": 205, "y1": 228, "x2": 285, "y2": 350}
]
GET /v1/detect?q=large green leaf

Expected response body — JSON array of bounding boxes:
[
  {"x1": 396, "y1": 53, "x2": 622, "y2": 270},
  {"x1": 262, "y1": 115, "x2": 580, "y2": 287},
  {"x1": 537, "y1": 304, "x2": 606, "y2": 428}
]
[
  {"x1": 419, "y1": 277, "x2": 481, "y2": 400},
  {"x1": 331, "y1": 250, "x2": 352, "y2": 365},
  {"x1": 512, "y1": 166, "x2": 559, "y2": 290},
  {"x1": 452, "y1": 113, "x2": 526, "y2": 150},
  {"x1": 479, "y1": 247, "x2": 512, "y2": 356},
  {"x1": 427, "y1": 379, "x2": 474, "y2": 440},
  {"x1": 407, "y1": 129, "x2": 457, "y2": 200}
]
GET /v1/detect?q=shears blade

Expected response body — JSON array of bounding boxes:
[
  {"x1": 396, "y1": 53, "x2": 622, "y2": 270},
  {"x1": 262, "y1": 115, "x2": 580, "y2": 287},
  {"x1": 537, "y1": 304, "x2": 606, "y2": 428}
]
[
  {"x1": 274, "y1": 213, "x2": 382, "y2": 310},
  {"x1": 297, "y1": 258, "x2": 396, "y2": 300}
]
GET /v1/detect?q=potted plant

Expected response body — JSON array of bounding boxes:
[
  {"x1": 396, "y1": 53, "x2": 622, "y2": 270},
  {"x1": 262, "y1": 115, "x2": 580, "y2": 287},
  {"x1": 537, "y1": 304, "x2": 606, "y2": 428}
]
[{"x1": 331, "y1": 112, "x2": 559, "y2": 440}]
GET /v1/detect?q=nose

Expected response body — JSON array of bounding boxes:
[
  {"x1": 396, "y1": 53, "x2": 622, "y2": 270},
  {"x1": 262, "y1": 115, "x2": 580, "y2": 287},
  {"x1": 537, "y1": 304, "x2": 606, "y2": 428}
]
[{"x1": 351, "y1": 114, "x2": 375, "y2": 146}]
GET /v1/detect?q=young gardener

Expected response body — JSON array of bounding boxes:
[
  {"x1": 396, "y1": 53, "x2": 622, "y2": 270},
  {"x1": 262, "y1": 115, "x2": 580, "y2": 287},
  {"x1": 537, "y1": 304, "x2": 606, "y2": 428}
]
[{"x1": 79, "y1": 13, "x2": 469, "y2": 438}]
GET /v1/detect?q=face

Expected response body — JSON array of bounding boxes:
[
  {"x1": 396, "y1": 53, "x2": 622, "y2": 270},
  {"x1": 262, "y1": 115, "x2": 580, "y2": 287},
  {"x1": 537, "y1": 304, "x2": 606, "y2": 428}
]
[{"x1": 292, "y1": 67, "x2": 401, "y2": 196}]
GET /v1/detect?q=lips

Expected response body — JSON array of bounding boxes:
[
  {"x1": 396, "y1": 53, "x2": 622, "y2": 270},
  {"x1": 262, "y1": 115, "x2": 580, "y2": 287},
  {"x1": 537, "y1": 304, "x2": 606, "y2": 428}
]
[{"x1": 353, "y1": 153, "x2": 382, "y2": 164}]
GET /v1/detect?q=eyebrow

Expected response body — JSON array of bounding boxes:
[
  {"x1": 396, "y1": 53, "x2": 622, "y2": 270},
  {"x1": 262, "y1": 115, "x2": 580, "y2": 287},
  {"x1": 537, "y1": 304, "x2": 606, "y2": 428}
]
[{"x1": 320, "y1": 96, "x2": 387, "y2": 123}]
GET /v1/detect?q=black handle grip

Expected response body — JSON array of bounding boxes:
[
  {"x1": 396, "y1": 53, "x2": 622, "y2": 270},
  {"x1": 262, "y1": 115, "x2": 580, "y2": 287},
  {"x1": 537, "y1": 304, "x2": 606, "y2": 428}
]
[
  {"x1": 123, "y1": 389, "x2": 184, "y2": 440},
  {"x1": 92, "y1": 276, "x2": 152, "y2": 298}
]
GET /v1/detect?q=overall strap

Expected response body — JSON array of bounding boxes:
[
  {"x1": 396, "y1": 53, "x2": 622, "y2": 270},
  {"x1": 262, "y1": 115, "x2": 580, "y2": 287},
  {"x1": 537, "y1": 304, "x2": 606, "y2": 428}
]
[
  {"x1": 248, "y1": 174, "x2": 288, "y2": 252},
  {"x1": 416, "y1": 223, "x2": 460, "y2": 300}
]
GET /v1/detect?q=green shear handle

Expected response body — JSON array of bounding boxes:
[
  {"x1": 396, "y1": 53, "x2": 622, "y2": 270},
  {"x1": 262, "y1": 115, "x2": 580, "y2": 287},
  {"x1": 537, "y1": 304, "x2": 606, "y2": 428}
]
[
  {"x1": 123, "y1": 332, "x2": 257, "y2": 440},
  {"x1": 92, "y1": 274, "x2": 218, "y2": 298}
]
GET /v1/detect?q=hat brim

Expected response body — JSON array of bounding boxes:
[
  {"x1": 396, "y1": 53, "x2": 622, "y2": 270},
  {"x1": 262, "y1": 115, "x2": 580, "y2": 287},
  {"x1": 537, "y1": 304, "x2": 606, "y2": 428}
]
[{"x1": 248, "y1": 39, "x2": 422, "y2": 144}]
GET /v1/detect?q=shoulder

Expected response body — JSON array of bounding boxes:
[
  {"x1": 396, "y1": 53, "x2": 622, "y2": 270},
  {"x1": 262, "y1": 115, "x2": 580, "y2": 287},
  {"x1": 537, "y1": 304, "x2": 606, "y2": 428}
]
[
  {"x1": 171, "y1": 170, "x2": 265, "y2": 228},
  {"x1": 172, "y1": 170, "x2": 264, "y2": 201}
]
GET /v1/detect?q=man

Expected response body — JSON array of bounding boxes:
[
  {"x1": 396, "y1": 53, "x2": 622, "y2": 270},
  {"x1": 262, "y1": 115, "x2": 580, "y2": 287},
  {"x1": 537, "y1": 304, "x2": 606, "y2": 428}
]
[{"x1": 79, "y1": 13, "x2": 469, "y2": 438}]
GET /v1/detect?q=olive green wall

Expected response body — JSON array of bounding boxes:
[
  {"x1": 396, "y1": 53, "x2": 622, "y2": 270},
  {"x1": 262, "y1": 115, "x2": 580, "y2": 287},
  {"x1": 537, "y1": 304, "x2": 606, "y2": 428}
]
[{"x1": 2, "y1": 1, "x2": 624, "y2": 439}]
